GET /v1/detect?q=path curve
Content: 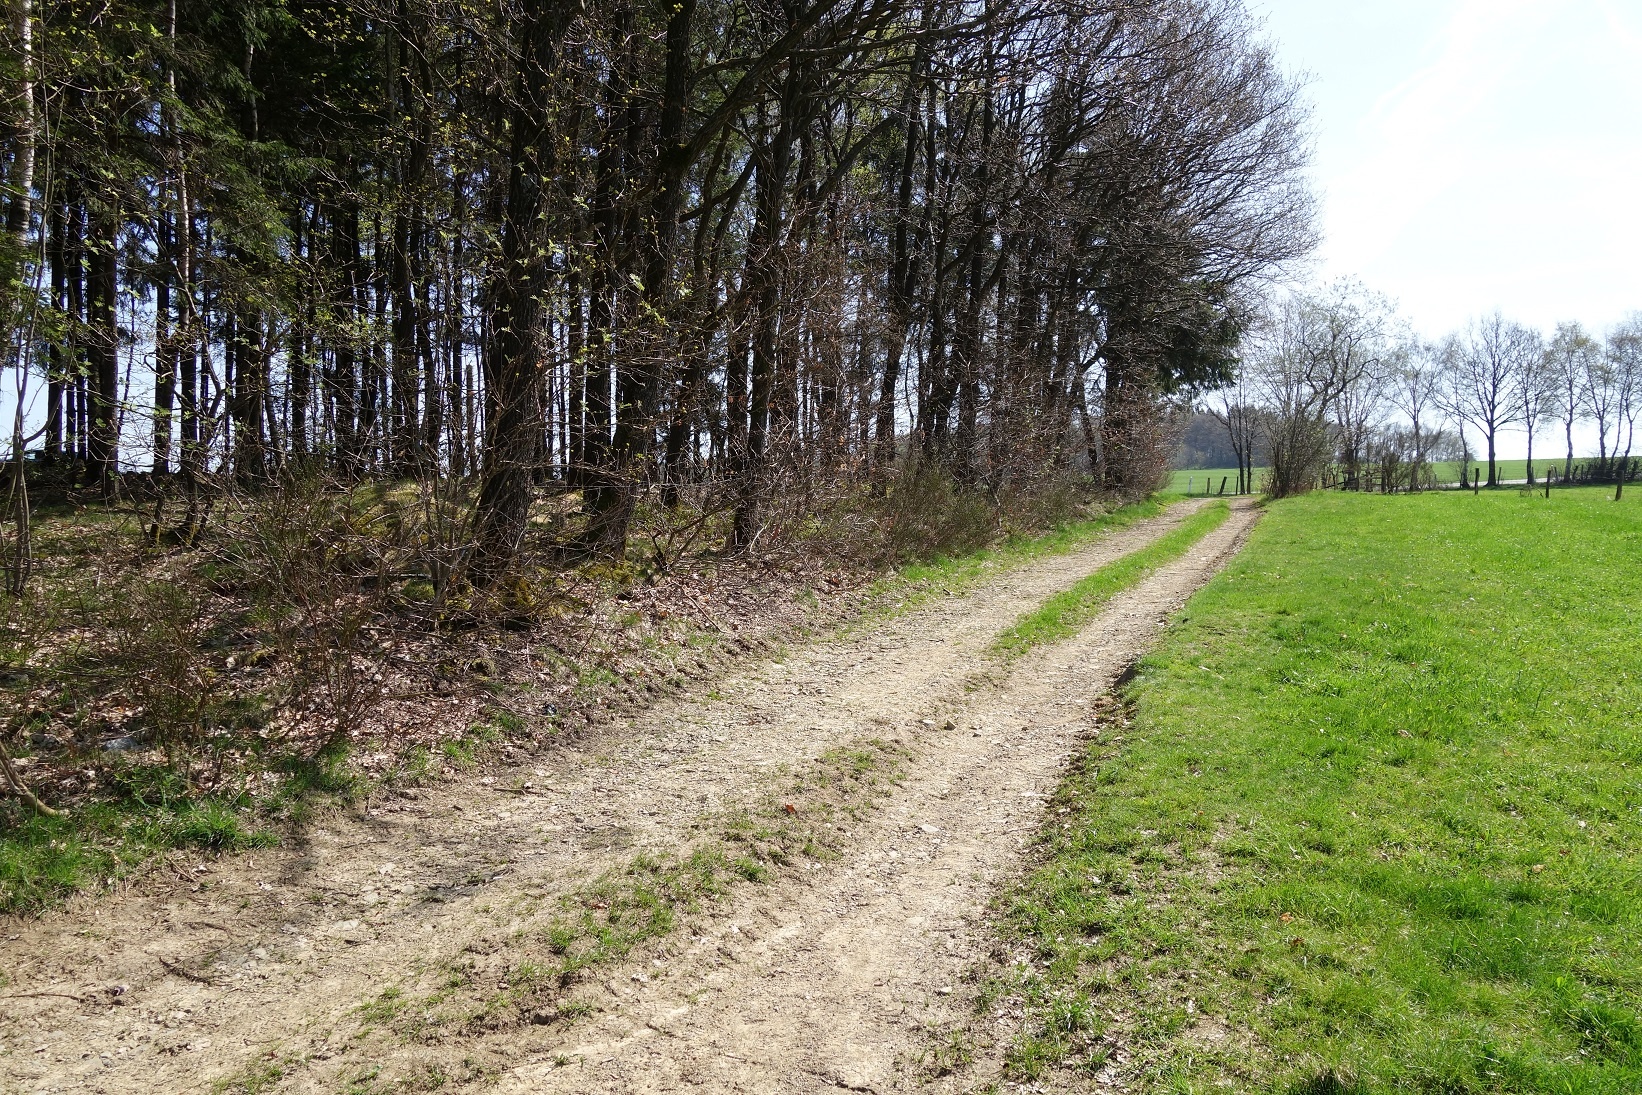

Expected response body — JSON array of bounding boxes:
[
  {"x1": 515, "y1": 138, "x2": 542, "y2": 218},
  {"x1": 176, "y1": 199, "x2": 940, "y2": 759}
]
[{"x1": 0, "y1": 498, "x2": 1256, "y2": 1094}]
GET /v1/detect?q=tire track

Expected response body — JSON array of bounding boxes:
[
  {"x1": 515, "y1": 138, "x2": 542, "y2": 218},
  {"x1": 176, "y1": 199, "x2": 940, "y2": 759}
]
[{"x1": 0, "y1": 499, "x2": 1244, "y2": 1095}]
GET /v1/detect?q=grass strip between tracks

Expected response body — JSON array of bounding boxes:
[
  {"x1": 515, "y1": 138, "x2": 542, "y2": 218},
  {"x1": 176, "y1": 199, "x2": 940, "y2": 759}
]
[{"x1": 990, "y1": 500, "x2": 1232, "y2": 660}]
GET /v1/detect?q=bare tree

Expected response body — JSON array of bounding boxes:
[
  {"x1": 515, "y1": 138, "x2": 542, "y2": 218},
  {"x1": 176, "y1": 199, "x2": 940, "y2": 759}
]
[
  {"x1": 1207, "y1": 368, "x2": 1261, "y2": 495},
  {"x1": 1387, "y1": 340, "x2": 1444, "y2": 491},
  {"x1": 1512, "y1": 325, "x2": 1550, "y2": 483},
  {"x1": 1330, "y1": 310, "x2": 1398, "y2": 490},
  {"x1": 1608, "y1": 314, "x2": 1641, "y2": 498},
  {"x1": 1439, "y1": 312, "x2": 1536, "y2": 488},
  {"x1": 1583, "y1": 334, "x2": 1624, "y2": 479},
  {"x1": 1252, "y1": 283, "x2": 1386, "y2": 498},
  {"x1": 1545, "y1": 321, "x2": 1599, "y2": 480}
]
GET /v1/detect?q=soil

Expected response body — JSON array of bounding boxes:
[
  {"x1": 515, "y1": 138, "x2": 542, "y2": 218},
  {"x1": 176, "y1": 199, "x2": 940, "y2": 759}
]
[{"x1": 0, "y1": 497, "x2": 1259, "y2": 1094}]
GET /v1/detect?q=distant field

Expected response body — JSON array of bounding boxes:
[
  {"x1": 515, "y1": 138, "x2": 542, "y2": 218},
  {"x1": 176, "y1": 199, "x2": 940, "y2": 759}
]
[
  {"x1": 998, "y1": 487, "x2": 1642, "y2": 1091},
  {"x1": 1428, "y1": 457, "x2": 1606, "y2": 484},
  {"x1": 1165, "y1": 467, "x2": 1257, "y2": 495},
  {"x1": 1170, "y1": 456, "x2": 1605, "y2": 495}
]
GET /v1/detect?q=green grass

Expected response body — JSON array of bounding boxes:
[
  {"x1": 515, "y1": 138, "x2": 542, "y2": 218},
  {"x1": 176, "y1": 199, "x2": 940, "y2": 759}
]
[
  {"x1": 1167, "y1": 468, "x2": 1254, "y2": 495},
  {"x1": 872, "y1": 499, "x2": 1172, "y2": 616},
  {"x1": 0, "y1": 779, "x2": 276, "y2": 915},
  {"x1": 1432, "y1": 458, "x2": 1536, "y2": 485},
  {"x1": 1428, "y1": 458, "x2": 1629, "y2": 486},
  {"x1": 991, "y1": 501, "x2": 1232, "y2": 660},
  {"x1": 1170, "y1": 459, "x2": 1614, "y2": 495},
  {"x1": 996, "y1": 487, "x2": 1642, "y2": 1093}
]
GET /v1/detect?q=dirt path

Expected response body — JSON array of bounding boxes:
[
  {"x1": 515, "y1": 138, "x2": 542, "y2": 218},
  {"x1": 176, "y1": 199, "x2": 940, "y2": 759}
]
[{"x1": 1, "y1": 498, "x2": 1257, "y2": 1094}]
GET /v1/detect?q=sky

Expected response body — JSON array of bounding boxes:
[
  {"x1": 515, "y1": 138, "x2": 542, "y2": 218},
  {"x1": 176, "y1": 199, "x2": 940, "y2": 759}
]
[{"x1": 1252, "y1": 0, "x2": 1642, "y2": 342}]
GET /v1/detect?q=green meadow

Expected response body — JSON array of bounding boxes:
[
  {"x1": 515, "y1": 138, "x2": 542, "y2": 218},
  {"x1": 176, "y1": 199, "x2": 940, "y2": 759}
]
[
  {"x1": 999, "y1": 487, "x2": 1642, "y2": 1093},
  {"x1": 1168, "y1": 458, "x2": 1606, "y2": 497},
  {"x1": 1168, "y1": 467, "x2": 1252, "y2": 495}
]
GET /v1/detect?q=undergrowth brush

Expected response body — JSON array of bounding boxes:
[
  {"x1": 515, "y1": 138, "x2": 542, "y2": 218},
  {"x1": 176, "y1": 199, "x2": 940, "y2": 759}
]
[{"x1": 1, "y1": 465, "x2": 1143, "y2": 914}]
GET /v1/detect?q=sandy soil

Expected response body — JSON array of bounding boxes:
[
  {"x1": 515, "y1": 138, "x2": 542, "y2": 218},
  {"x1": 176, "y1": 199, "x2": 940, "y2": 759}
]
[{"x1": 1, "y1": 498, "x2": 1257, "y2": 1094}]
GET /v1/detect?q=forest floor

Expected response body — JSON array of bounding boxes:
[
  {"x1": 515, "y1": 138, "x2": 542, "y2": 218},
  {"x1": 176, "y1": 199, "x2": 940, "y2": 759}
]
[{"x1": 0, "y1": 495, "x2": 1259, "y2": 1095}]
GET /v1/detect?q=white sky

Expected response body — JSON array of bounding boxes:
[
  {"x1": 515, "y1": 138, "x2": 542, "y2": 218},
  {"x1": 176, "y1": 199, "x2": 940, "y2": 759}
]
[
  {"x1": 1251, "y1": 0, "x2": 1642, "y2": 461},
  {"x1": 1254, "y1": 0, "x2": 1642, "y2": 340}
]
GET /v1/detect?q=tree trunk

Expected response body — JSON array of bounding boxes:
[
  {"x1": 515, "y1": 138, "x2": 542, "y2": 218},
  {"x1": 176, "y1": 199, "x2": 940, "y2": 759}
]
[
  {"x1": 153, "y1": 205, "x2": 176, "y2": 474},
  {"x1": 580, "y1": 0, "x2": 697, "y2": 554},
  {"x1": 44, "y1": 196, "x2": 64, "y2": 463},
  {"x1": 1565, "y1": 415, "x2": 1575, "y2": 481},
  {"x1": 176, "y1": 175, "x2": 200, "y2": 482},
  {"x1": 731, "y1": 78, "x2": 799, "y2": 552},
  {"x1": 86, "y1": 199, "x2": 120, "y2": 494},
  {"x1": 468, "y1": 0, "x2": 575, "y2": 582}
]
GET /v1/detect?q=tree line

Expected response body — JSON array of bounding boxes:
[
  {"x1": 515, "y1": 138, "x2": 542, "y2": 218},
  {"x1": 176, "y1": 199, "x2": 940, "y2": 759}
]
[
  {"x1": 1212, "y1": 282, "x2": 1641, "y2": 498},
  {"x1": 0, "y1": 0, "x2": 1312, "y2": 590}
]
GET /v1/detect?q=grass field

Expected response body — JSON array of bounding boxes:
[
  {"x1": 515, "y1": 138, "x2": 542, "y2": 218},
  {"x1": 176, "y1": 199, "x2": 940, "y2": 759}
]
[
  {"x1": 1167, "y1": 468, "x2": 1254, "y2": 495},
  {"x1": 997, "y1": 487, "x2": 1642, "y2": 1092},
  {"x1": 1169, "y1": 458, "x2": 1609, "y2": 496},
  {"x1": 1431, "y1": 458, "x2": 1541, "y2": 485}
]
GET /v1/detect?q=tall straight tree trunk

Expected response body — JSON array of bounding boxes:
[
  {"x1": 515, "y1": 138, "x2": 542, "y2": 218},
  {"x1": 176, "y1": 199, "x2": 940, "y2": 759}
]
[
  {"x1": 45, "y1": 197, "x2": 65, "y2": 463},
  {"x1": 873, "y1": 11, "x2": 928, "y2": 480},
  {"x1": 3, "y1": 0, "x2": 35, "y2": 342},
  {"x1": 152, "y1": 205, "x2": 175, "y2": 474},
  {"x1": 232, "y1": 295, "x2": 268, "y2": 484},
  {"x1": 290, "y1": 314, "x2": 310, "y2": 463},
  {"x1": 581, "y1": 22, "x2": 631, "y2": 491},
  {"x1": 444, "y1": 178, "x2": 467, "y2": 477},
  {"x1": 579, "y1": 0, "x2": 695, "y2": 554},
  {"x1": 724, "y1": 275, "x2": 751, "y2": 503},
  {"x1": 565, "y1": 264, "x2": 584, "y2": 486},
  {"x1": 150, "y1": 0, "x2": 178, "y2": 475},
  {"x1": 389, "y1": 210, "x2": 418, "y2": 472},
  {"x1": 176, "y1": 175, "x2": 201, "y2": 481},
  {"x1": 951, "y1": 229, "x2": 985, "y2": 480},
  {"x1": 330, "y1": 198, "x2": 362, "y2": 471},
  {"x1": 468, "y1": 0, "x2": 575, "y2": 582},
  {"x1": 731, "y1": 75, "x2": 799, "y2": 551},
  {"x1": 66, "y1": 198, "x2": 87, "y2": 466},
  {"x1": 86, "y1": 199, "x2": 119, "y2": 494}
]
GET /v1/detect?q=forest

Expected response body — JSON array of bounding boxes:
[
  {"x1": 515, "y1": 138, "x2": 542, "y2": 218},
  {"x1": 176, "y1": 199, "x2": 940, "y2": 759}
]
[
  {"x1": 0, "y1": 0, "x2": 1315, "y2": 879},
  {"x1": 0, "y1": 0, "x2": 1310, "y2": 572}
]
